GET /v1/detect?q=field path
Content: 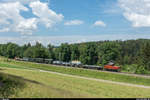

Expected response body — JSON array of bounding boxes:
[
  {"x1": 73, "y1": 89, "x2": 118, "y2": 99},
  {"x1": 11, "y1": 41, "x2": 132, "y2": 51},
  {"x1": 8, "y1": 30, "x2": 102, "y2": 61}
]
[
  {"x1": 2, "y1": 65, "x2": 150, "y2": 89},
  {"x1": 37, "y1": 69, "x2": 150, "y2": 89},
  {"x1": 13, "y1": 64, "x2": 150, "y2": 89}
]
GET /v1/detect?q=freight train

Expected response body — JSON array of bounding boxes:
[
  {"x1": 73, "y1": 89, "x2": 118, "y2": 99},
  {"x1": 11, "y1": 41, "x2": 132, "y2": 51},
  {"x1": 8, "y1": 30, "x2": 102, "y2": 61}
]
[{"x1": 14, "y1": 57, "x2": 121, "y2": 72}]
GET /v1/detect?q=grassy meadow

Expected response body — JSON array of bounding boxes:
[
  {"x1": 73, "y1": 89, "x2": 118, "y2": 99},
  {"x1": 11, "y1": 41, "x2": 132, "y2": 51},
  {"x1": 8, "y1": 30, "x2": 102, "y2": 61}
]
[
  {"x1": 0, "y1": 57, "x2": 150, "y2": 98},
  {"x1": 0, "y1": 67, "x2": 150, "y2": 98},
  {"x1": 1, "y1": 57, "x2": 150, "y2": 86}
]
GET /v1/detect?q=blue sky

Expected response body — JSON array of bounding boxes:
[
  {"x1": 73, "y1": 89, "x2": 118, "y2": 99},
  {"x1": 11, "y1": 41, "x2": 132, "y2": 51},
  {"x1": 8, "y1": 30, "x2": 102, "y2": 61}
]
[{"x1": 0, "y1": 0, "x2": 150, "y2": 46}]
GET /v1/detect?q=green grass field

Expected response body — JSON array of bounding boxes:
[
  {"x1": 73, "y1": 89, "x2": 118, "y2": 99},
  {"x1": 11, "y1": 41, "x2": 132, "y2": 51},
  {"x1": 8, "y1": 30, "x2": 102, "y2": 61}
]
[
  {"x1": 1, "y1": 67, "x2": 150, "y2": 98},
  {"x1": 0, "y1": 57, "x2": 150, "y2": 98},
  {"x1": 1, "y1": 57, "x2": 150, "y2": 86}
]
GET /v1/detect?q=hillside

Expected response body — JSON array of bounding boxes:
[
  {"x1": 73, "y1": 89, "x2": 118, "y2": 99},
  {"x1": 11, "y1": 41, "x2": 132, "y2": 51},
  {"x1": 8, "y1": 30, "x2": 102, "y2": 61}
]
[{"x1": 0, "y1": 58, "x2": 150, "y2": 98}]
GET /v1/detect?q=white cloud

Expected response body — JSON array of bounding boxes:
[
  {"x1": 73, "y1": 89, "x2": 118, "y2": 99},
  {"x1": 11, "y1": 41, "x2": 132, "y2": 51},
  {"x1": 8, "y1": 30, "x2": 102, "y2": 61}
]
[
  {"x1": 0, "y1": 33, "x2": 150, "y2": 46},
  {"x1": 0, "y1": 2, "x2": 36, "y2": 34},
  {"x1": 1, "y1": 0, "x2": 38, "y2": 4},
  {"x1": 0, "y1": 0, "x2": 64, "y2": 35},
  {"x1": 119, "y1": 0, "x2": 150, "y2": 27},
  {"x1": 64, "y1": 20, "x2": 84, "y2": 26},
  {"x1": 0, "y1": 28, "x2": 9, "y2": 32},
  {"x1": 15, "y1": 18, "x2": 38, "y2": 35},
  {"x1": 93, "y1": 20, "x2": 106, "y2": 27},
  {"x1": 29, "y1": 1, "x2": 64, "y2": 28}
]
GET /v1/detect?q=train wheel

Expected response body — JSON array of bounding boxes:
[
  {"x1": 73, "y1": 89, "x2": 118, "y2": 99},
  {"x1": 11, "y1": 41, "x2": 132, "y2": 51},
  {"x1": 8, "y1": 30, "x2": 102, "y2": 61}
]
[{"x1": 115, "y1": 69, "x2": 118, "y2": 72}]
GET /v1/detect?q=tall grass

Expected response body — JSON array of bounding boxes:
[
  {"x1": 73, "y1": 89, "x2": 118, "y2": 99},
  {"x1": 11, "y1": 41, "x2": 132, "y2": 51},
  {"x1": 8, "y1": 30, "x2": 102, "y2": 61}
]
[{"x1": 0, "y1": 72, "x2": 26, "y2": 98}]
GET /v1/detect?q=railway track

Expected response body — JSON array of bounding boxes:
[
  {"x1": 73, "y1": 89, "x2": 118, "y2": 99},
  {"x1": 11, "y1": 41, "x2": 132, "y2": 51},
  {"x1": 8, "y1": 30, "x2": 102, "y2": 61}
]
[
  {"x1": 33, "y1": 62, "x2": 150, "y2": 79},
  {"x1": 13, "y1": 59, "x2": 150, "y2": 79}
]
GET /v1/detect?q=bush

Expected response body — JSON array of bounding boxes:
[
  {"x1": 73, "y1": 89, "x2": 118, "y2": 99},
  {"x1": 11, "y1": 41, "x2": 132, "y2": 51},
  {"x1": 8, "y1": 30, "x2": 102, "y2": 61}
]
[
  {"x1": 135, "y1": 66, "x2": 148, "y2": 74},
  {"x1": 122, "y1": 64, "x2": 138, "y2": 73}
]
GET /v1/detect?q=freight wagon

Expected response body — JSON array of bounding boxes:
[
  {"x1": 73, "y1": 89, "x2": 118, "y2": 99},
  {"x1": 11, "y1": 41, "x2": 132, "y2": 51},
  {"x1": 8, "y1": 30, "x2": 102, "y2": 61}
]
[{"x1": 15, "y1": 57, "x2": 121, "y2": 72}]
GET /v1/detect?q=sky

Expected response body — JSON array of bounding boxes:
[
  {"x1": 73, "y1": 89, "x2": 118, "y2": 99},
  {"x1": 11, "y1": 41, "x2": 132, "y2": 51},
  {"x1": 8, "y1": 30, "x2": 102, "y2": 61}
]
[{"x1": 0, "y1": 0, "x2": 150, "y2": 46}]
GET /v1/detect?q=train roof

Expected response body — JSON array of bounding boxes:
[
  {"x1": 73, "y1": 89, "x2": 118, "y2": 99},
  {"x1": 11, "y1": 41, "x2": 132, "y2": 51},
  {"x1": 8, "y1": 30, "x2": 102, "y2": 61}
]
[{"x1": 108, "y1": 62, "x2": 115, "y2": 66}]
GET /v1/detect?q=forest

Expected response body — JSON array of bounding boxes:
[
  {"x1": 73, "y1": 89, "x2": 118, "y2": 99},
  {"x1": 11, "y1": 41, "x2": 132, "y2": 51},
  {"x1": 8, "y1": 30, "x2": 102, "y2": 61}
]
[{"x1": 0, "y1": 39, "x2": 150, "y2": 74}]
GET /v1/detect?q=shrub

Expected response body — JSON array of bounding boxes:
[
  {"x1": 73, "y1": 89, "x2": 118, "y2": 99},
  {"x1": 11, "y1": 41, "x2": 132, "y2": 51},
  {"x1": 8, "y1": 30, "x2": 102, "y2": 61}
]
[
  {"x1": 122, "y1": 64, "x2": 138, "y2": 73},
  {"x1": 135, "y1": 66, "x2": 148, "y2": 74}
]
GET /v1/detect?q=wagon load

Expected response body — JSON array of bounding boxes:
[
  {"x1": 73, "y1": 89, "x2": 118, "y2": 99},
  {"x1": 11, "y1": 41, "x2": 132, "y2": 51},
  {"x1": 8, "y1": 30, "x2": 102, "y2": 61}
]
[{"x1": 71, "y1": 60, "x2": 82, "y2": 67}]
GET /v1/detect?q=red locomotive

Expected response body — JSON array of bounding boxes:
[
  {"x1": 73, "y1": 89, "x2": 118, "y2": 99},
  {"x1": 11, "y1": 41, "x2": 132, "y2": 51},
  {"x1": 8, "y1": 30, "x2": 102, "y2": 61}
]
[{"x1": 104, "y1": 61, "x2": 121, "y2": 72}]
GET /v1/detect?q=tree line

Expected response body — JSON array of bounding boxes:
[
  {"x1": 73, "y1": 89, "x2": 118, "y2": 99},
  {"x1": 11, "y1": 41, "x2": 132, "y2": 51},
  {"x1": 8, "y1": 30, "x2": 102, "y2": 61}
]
[{"x1": 0, "y1": 39, "x2": 150, "y2": 73}]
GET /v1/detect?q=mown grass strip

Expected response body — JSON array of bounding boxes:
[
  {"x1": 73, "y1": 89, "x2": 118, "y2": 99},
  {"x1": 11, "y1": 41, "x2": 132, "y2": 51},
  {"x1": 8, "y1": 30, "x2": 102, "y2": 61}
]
[{"x1": 1, "y1": 59, "x2": 150, "y2": 87}]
